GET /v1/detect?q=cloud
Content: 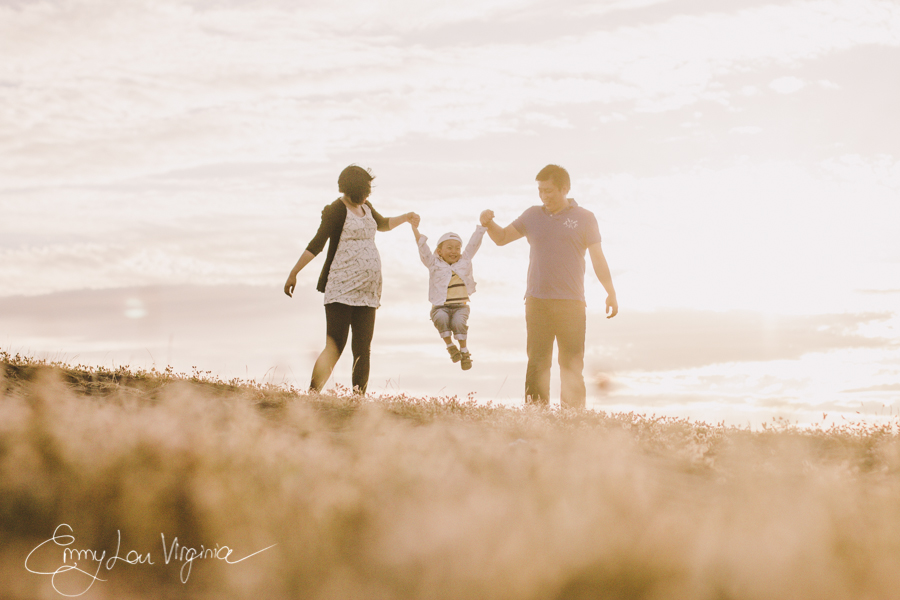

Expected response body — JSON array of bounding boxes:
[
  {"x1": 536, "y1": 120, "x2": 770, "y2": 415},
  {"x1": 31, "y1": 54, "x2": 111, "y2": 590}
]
[
  {"x1": 588, "y1": 309, "x2": 895, "y2": 372},
  {"x1": 3, "y1": 1, "x2": 900, "y2": 320},
  {"x1": 0, "y1": 284, "x2": 323, "y2": 381},
  {"x1": 579, "y1": 156, "x2": 900, "y2": 313},
  {"x1": 0, "y1": 283, "x2": 524, "y2": 400},
  {"x1": 5, "y1": 154, "x2": 900, "y2": 311},
  {"x1": 841, "y1": 383, "x2": 900, "y2": 393},
  {"x1": 1, "y1": 0, "x2": 899, "y2": 187},
  {"x1": 729, "y1": 125, "x2": 762, "y2": 134},
  {"x1": 769, "y1": 76, "x2": 807, "y2": 94}
]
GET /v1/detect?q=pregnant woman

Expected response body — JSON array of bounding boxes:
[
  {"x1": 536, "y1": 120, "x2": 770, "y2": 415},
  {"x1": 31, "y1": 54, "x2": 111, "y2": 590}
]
[{"x1": 284, "y1": 165, "x2": 417, "y2": 394}]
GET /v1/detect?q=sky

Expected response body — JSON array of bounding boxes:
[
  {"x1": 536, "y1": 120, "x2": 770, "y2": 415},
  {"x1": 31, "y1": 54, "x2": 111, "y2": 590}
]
[{"x1": 2, "y1": 0, "x2": 899, "y2": 426}]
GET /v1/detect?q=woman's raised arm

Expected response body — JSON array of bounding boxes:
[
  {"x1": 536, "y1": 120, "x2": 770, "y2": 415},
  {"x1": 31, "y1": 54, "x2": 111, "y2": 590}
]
[{"x1": 380, "y1": 212, "x2": 418, "y2": 231}]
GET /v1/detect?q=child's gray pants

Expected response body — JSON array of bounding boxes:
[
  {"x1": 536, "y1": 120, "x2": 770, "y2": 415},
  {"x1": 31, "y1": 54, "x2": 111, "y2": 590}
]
[{"x1": 430, "y1": 304, "x2": 470, "y2": 340}]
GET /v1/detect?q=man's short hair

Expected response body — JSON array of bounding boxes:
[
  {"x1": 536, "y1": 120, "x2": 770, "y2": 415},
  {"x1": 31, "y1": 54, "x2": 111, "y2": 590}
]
[
  {"x1": 535, "y1": 164, "x2": 570, "y2": 191},
  {"x1": 338, "y1": 165, "x2": 375, "y2": 204}
]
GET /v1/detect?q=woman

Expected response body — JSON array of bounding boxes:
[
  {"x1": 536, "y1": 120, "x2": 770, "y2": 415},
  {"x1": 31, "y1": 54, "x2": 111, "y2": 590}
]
[{"x1": 284, "y1": 165, "x2": 416, "y2": 394}]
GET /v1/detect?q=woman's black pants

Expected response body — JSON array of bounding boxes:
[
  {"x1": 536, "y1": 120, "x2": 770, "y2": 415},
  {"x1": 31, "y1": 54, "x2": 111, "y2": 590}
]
[{"x1": 321, "y1": 302, "x2": 376, "y2": 393}]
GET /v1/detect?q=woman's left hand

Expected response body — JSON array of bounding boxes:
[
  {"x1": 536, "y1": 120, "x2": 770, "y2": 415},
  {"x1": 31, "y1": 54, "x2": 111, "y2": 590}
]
[
  {"x1": 284, "y1": 274, "x2": 297, "y2": 297},
  {"x1": 386, "y1": 212, "x2": 420, "y2": 231}
]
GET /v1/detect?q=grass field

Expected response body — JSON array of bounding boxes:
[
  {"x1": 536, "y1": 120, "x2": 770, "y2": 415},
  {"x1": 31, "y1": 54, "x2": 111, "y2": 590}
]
[{"x1": 3, "y1": 350, "x2": 900, "y2": 600}]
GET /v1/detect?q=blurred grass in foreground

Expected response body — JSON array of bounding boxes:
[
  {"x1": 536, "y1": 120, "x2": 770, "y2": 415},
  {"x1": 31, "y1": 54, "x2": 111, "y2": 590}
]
[{"x1": 3, "y1": 350, "x2": 900, "y2": 600}]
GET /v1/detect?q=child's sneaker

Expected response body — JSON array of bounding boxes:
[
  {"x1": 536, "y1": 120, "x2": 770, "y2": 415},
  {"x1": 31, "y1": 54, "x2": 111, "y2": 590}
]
[
  {"x1": 460, "y1": 351, "x2": 472, "y2": 370},
  {"x1": 447, "y1": 345, "x2": 462, "y2": 363}
]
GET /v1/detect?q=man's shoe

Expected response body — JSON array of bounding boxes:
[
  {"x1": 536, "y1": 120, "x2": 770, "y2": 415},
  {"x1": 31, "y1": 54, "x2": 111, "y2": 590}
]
[
  {"x1": 460, "y1": 351, "x2": 472, "y2": 370},
  {"x1": 447, "y1": 345, "x2": 462, "y2": 363}
]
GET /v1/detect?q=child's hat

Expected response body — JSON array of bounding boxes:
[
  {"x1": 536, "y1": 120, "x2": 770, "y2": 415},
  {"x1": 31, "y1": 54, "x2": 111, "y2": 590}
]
[{"x1": 436, "y1": 232, "x2": 462, "y2": 247}]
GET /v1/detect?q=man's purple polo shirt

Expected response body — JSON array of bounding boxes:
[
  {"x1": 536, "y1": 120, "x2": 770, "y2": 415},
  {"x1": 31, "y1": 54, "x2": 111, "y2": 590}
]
[{"x1": 511, "y1": 199, "x2": 601, "y2": 303}]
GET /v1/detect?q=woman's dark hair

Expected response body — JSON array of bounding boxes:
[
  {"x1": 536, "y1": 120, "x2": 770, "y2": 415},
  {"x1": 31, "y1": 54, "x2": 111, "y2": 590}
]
[{"x1": 338, "y1": 165, "x2": 375, "y2": 205}]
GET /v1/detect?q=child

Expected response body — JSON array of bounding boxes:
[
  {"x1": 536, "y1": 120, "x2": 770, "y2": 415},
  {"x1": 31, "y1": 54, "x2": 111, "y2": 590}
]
[{"x1": 410, "y1": 215, "x2": 487, "y2": 370}]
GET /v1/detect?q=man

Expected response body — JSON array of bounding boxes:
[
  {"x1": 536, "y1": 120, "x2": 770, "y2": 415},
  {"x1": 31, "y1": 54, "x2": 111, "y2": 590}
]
[{"x1": 480, "y1": 164, "x2": 617, "y2": 409}]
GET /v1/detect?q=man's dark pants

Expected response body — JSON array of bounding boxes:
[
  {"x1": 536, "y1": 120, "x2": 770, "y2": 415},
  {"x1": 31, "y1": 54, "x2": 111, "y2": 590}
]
[{"x1": 524, "y1": 297, "x2": 586, "y2": 409}]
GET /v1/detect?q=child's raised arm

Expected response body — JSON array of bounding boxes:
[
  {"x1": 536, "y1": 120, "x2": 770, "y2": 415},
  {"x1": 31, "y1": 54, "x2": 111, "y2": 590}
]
[
  {"x1": 413, "y1": 218, "x2": 436, "y2": 268},
  {"x1": 462, "y1": 224, "x2": 488, "y2": 260},
  {"x1": 410, "y1": 214, "x2": 422, "y2": 241}
]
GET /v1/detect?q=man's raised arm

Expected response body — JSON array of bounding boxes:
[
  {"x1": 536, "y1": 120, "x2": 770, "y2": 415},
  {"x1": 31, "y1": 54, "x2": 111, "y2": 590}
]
[{"x1": 480, "y1": 210, "x2": 524, "y2": 246}]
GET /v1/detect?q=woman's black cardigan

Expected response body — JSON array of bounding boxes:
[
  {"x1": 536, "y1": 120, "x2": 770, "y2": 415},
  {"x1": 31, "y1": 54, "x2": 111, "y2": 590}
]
[{"x1": 305, "y1": 198, "x2": 389, "y2": 293}]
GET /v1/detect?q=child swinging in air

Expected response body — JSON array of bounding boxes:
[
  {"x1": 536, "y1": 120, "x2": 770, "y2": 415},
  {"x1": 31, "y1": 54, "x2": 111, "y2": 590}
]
[{"x1": 409, "y1": 215, "x2": 487, "y2": 370}]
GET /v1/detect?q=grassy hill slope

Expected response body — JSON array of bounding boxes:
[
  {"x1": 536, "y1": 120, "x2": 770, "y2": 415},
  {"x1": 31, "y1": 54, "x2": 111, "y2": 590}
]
[{"x1": 2, "y1": 351, "x2": 900, "y2": 600}]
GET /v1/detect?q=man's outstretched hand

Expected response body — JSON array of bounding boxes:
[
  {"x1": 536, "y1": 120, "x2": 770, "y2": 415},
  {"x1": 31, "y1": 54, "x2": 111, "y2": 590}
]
[{"x1": 480, "y1": 210, "x2": 495, "y2": 226}]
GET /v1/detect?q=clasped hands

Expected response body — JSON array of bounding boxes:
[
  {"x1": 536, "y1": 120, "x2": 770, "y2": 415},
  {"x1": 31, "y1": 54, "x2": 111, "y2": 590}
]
[{"x1": 409, "y1": 210, "x2": 492, "y2": 228}]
